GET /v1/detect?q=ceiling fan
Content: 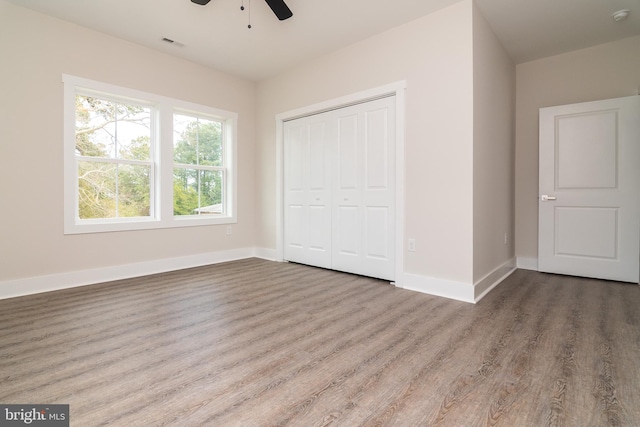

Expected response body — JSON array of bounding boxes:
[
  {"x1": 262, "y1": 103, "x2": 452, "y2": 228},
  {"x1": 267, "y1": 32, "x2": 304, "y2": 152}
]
[{"x1": 191, "y1": 0, "x2": 293, "y2": 21}]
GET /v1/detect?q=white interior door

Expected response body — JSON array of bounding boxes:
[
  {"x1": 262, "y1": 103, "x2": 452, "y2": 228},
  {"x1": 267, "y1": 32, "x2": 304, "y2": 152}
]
[
  {"x1": 283, "y1": 115, "x2": 332, "y2": 269},
  {"x1": 332, "y1": 97, "x2": 396, "y2": 280},
  {"x1": 538, "y1": 95, "x2": 640, "y2": 283},
  {"x1": 283, "y1": 96, "x2": 396, "y2": 281}
]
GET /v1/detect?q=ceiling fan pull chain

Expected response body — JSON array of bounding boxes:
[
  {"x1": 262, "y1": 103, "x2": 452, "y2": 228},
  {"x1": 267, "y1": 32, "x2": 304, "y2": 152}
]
[{"x1": 240, "y1": 0, "x2": 252, "y2": 29}]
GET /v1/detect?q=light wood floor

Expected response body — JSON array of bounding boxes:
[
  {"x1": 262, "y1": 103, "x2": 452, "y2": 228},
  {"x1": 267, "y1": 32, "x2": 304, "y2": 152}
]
[{"x1": 1, "y1": 259, "x2": 639, "y2": 426}]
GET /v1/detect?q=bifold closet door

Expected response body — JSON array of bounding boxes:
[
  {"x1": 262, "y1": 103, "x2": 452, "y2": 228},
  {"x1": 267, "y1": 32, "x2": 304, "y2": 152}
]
[
  {"x1": 283, "y1": 96, "x2": 396, "y2": 281},
  {"x1": 331, "y1": 97, "x2": 396, "y2": 280},
  {"x1": 283, "y1": 114, "x2": 333, "y2": 269}
]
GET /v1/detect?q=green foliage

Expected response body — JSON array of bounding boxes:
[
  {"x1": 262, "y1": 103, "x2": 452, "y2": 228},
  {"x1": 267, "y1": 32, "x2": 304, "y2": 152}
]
[
  {"x1": 77, "y1": 161, "x2": 116, "y2": 219},
  {"x1": 173, "y1": 117, "x2": 223, "y2": 216},
  {"x1": 75, "y1": 97, "x2": 224, "y2": 219},
  {"x1": 118, "y1": 163, "x2": 151, "y2": 217},
  {"x1": 75, "y1": 95, "x2": 151, "y2": 219},
  {"x1": 172, "y1": 180, "x2": 198, "y2": 216}
]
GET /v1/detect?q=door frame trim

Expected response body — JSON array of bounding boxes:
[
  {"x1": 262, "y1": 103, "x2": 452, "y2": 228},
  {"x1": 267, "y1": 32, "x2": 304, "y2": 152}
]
[{"x1": 275, "y1": 81, "x2": 407, "y2": 285}]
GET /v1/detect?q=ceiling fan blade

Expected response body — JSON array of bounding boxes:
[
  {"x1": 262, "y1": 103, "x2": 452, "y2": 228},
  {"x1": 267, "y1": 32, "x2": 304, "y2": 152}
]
[
  {"x1": 264, "y1": 0, "x2": 293, "y2": 20},
  {"x1": 191, "y1": 0, "x2": 211, "y2": 5}
]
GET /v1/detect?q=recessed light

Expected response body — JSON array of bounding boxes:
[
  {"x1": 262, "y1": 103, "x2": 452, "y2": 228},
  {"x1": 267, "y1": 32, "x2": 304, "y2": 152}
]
[{"x1": 612, "y1": 9, "x2": 630, "y2": 22}]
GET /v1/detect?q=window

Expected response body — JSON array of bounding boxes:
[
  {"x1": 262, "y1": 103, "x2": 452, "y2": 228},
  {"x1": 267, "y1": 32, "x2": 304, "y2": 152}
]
[
  {"x1": 64, "y1": 75, "x2": 237, "y2": 234},
  {"x1": 173, "y1": 114, "x2": 225, "y2": 217},
  {"x1": 75, "y1": 95, "x2": 154, "y2": 220}
]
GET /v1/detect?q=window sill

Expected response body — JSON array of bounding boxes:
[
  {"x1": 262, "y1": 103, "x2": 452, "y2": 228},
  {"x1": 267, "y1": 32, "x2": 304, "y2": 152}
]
[{"x1": 64, "y1": 215, "x2": 237, "y2": 235}]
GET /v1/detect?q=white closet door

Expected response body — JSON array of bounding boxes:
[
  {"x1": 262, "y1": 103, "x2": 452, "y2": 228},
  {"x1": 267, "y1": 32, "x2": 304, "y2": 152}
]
[
  {"x1": 283, "y1": 96, "x2": 396, "y2": 281},
  {"x1": 332, "y1": 97, "x2": 396, "y2": 280},
  {"x1": 283, "y1": 115, "x2": 332, "y2": 269}
]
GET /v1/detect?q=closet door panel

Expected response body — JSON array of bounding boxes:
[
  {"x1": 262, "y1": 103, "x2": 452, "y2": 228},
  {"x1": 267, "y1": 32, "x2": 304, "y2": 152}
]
[
  {"x1": 365, "y1": 206, "x2": 390, "y2": 259},
  {"x1": 283, "y1": 124, "x2": 306, "y2": 262},
  {"x1": 284, "y1": 117, "x2": 331, "y2": 269},
  {"x1": 338, "y1": 114, "x2": 358, "y2": 190},
  {"x1": 306, "y1": 120, "x2": 332, "y2": 267},
  {"x1": 332, "y1": 111, "x2": 363, "y2": 274},
  {"x1": 286, "y1": 204, "x2": 304, "y2": 249},
  {"x1": 364, "y1": 108, "x2": 390, "y2": 190},
  {"x1": 337, "y1": 206, "x2": 360, "y2": 256},
  {"x1": 361, "y1": 99, "x2": 395, "y2": 280}
]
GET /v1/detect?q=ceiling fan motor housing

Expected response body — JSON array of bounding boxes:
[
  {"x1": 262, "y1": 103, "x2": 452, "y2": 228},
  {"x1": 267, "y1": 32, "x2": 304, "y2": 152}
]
[{"x1": 191, "y1": 0, "x2": 292, "y2": 20}]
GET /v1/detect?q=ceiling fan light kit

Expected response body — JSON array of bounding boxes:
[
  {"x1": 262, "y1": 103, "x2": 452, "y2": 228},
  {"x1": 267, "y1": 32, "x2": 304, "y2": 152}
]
[{"x1": 191, "y1": 0, "x2": 292, "y2": 21}]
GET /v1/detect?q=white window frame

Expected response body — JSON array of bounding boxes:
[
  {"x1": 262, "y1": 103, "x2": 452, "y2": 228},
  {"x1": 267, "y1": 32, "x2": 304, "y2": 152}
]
[{"x1": 63, "y1": 74, "x2": 237, "y2": 234}]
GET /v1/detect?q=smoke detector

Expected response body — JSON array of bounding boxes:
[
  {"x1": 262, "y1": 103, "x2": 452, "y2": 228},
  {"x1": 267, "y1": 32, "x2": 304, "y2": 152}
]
[{"x1": 612, "y1": 9, "x2": 630, "y2": 22}]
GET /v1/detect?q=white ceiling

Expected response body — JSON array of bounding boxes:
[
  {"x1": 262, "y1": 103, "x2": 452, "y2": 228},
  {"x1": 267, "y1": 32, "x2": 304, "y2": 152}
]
[{"x1": 7, "y1": 0, "x2": 640, "y2": 81}]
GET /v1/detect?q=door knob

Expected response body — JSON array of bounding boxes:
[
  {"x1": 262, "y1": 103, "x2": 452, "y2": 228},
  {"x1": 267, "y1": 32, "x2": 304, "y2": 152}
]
[{"x1": 540, "y1": 195, "x2": 557, "y2": 201}]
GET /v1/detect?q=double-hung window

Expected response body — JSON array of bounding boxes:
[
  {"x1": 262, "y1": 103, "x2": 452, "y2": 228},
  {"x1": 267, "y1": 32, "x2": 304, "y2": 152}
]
[
  {"x1": 74, "y1": 94, "x2": 155, "y2": 221},
  {"x1": 173, "y1": 113, "x2": 226, "y2": 217},
  {"x1": 63, "y1": 75, "x2": 237, "y2": 234}
]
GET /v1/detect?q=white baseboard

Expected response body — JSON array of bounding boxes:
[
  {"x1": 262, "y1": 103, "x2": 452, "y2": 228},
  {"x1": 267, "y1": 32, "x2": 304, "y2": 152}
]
[
  {"x1": 517, "y1": 257, "x2": 538, "y2": 271},
  {"x1": 253, "y1": 247, "x2": 277, "y2": 261},
  {"x1": 473, "y1": 257, "x2": 516, "y2": 303},
  {"x1": 0, "y1": 248, "x2": 257, "y2": 300},
  {"x1": 400, "y1": 257, "x2": 517, "y2": 304},
  {"x1": 0, "y1": 250, "x2": 524, "y2": 303},
  {"x1": 401, "y1": 273, "x2": 476, "y2": 303}
]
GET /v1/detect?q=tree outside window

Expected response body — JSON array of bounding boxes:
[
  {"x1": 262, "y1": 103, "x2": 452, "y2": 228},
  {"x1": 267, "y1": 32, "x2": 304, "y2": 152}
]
[
  {"x1": 173, "y1": 114, "x2": 225, "y2": 216},
  {"x1": 75, "y1": 95, "x2": 153, "y2": 219}
]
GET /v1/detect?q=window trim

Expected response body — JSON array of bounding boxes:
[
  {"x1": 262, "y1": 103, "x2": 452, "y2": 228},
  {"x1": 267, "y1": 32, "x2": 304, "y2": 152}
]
[{"x1": 63, "y1": 74, "x2": 237, "y2": 234}]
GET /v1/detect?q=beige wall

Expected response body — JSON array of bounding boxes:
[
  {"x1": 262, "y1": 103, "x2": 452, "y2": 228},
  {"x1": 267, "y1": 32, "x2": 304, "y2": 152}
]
[
  {"x1": 515, "y1": 35, "x2": 640, "y2": 262},
  {"x1": 0, "y1": 0, "x2": 520, "y2": 294},
  {"x1": 2, "y1": 0, "x2": 633, "y2": 296},
  {"x1": 256, "y1": 0, "x2": 476, "y2": 284},
  {"x1": 0, "y1": 1, "x2": 257, "y2": 281},
  {"x1": 471, "y1": 3, "x2": 515, "y2": 282}
]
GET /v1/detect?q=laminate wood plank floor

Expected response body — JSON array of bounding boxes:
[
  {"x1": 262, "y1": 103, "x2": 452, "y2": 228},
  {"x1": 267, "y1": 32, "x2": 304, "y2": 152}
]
[{"x1": 1, "y1": 258, "x2": 639, "y2": 426}]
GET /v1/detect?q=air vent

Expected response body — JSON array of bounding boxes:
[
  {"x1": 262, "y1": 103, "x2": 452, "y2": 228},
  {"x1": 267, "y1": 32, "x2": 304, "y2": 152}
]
[{"x1": 161, "y1": 37, "x2": 185, "y2": 47}]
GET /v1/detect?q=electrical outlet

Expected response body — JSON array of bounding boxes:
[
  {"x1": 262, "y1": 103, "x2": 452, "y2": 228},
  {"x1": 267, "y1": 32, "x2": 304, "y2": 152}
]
[
  {"x1": 226, "y1": 226, "x2": 232, "y2": 236},
  {"x1": 504, "y1": 233, "x2": 508, "y2": 245},
  {"x1": 408, "y1": 238, "x2": 416, "y2": 252}
]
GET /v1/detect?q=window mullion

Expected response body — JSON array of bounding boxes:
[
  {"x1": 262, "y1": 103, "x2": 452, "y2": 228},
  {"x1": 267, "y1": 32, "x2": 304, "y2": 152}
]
[
  {"x1": 75, "y1": 157, "x2": 153, "y2": 167},
  {"x1": 148, "y1": 104, "x2": 158, "y2": 220},
  {"x1": 159, "y1": 101, "x2": 174, "y2": 222},
  {"x1": 114, "y1": 103, "x2": 120, "y2": 218},
  {"x1": 172, "y1": 163, "x2": 225, "y2": 172},
  {"x1": 115, "y1": 163, "x2": 119, "y2": 218}
]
